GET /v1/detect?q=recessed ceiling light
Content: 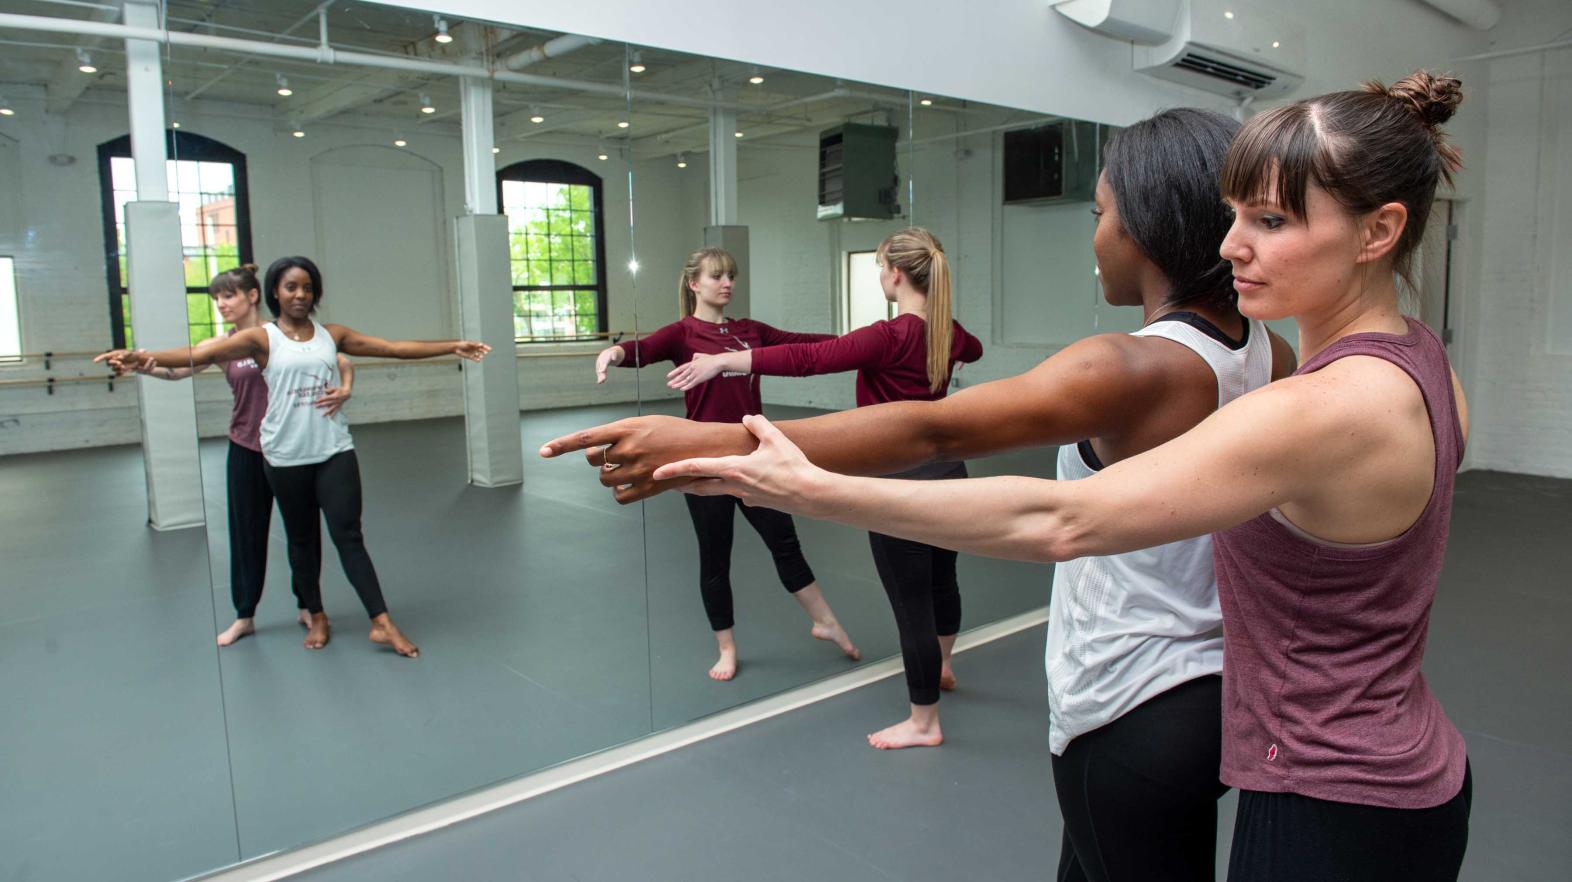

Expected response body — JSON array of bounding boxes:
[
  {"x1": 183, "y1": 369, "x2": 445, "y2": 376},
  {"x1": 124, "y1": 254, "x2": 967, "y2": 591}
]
[
  {"x1": 676, "y1": 153, "x2": 687, "y2": 168},
  {"x1": 748, "y1": 67, "x2": 764, "y2": 85},
  {"x1": 734, "y1": 131, "x2": 744, "y2": 138},
  {"x1": 76, "y1": 49, "x2": 97, "y2": 74},
  {"x1": 1224, "y1": 10, "x2": 1235, "y2": 19},
  {"x1": 394, "y1": 137, "x2": 407, "y2": 147},
  {"x1": 1271, "y1": 40, "x2": 1281, "y2": 48},
  {"x1": 276, "y1": 74, "x2": 292, "y2": 97},
  {"x1": 292, "y1": 129, "x2": 305, "y2": 138},
  {"x1": 617, "y1": 120, "x2": 630, "y2": 129},
  {"x1": 420, "y1": 94, "x2": 435, "y2": 114},
  {"x1": 919, "y1": 98, "x2": 933, "y2": 107},
  {"x1": 629, "y1": 51, "x2": 646, "y2": 74},
  {"x1": 434, "y1": 17, "x2": 453, "y2": 44},
  {"x1": 596, "y1": 147, "x2": 609, "y2": 161},
  {"x1": 530, "y1": 108, "x2": 545, "y2": 124},
  {"x1": 0, "y1": 107, "x2": 14, "y2": 117}
]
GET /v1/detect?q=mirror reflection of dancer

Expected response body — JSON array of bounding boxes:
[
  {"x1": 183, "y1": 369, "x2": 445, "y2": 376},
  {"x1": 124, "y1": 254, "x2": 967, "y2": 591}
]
[
  {"x1": 592, "y1": 247, "x2": 859, "y2": 681},
  {"x1": 103, "y1": 256, "x2": 490, "y2": 658},
  {"x1": 664, "y1": 228, "x2": 983, "y2": 750},
  {"x1": 99, "y1": 264, "x2": 354, "y2": 647},
  {"x1": 604, "y1": 73, "x2": 1474, "y2": 881}
]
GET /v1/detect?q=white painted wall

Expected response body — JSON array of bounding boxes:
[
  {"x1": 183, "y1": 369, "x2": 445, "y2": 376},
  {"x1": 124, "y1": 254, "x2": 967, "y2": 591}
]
[
  {"x1": 1461, "y1": 0, "x2": 1572, "y2": 478},
  {"x1": 0, "y1": 90, "x2": 682, "y2": 455}
]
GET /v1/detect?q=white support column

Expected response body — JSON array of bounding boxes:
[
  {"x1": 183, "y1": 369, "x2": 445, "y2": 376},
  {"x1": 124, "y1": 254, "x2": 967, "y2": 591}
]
[
  {"x1": 455, "y1": 75, "x2": 523, "y2": 487},
  {"x1": 124, "y1": 0, "x2": 203, "y2": 529},
  {"x1": 708, "y1": 106, "x2": 738, "y2": 225}
]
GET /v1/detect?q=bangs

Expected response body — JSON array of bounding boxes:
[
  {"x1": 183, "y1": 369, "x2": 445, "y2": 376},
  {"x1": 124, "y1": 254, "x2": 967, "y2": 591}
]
[
  {"x1": 1220, "y1": 104, "x2": 1322, "y2": 219},
  {"x1": 702, "y1": 252, "x2": 738, "y2": 275}
]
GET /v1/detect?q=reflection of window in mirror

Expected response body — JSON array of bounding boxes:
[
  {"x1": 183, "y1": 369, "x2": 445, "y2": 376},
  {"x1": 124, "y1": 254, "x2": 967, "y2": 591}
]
[
  {"x1": 0, "y1": 255, "x2": 20, "y2": 363},
  {"x1": 497, "y1": 159, "x2": 608, "y2": 343},
  {"x1": 97, "y1": 132, "x2": 252, "y2": 349},
  {"x1": 845, "y1": 250, "x2": 894, "y2": 331}
]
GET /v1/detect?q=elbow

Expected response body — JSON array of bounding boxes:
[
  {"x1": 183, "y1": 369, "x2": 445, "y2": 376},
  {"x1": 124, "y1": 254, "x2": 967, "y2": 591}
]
[{"x1": 1019, "y1": 509, "x2": 1092, "y2": 564}]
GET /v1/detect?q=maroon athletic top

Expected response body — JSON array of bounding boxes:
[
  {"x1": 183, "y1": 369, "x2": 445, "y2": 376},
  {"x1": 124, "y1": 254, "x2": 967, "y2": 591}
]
[
  {"x1": 749, "y1": 312, "x2": 983, "y2": 407},
  {"x1": 222, "y1": 328, "x2": 268, "y2": 452},
  {"x1": 619, "y1": 316, "x2": 833, "y2": 423},
  {"x1": 1212, "y1": 317, "x2": 1467, "y2": 809}
]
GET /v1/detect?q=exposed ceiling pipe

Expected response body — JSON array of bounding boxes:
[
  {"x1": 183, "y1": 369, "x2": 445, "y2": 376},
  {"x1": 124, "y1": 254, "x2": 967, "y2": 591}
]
[
  {"x1": 1416, "y1": 0, "x2": 1501, "y2": 30},
  {"x1": 500, "y1": 33, "x2": 599, "y2": 71},
  {"x1": 1455, "y1": 37, "x2": 1572, "y2": 63},
  {"x1": 185, "y1": 0, "x2": 335, "y2": 100}
]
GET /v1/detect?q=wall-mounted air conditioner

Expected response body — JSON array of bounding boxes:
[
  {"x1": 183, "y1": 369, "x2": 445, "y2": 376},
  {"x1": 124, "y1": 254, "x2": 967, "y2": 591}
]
[{"x1": 1132, "y1": 0, "x2": 1305, "y2": 99}]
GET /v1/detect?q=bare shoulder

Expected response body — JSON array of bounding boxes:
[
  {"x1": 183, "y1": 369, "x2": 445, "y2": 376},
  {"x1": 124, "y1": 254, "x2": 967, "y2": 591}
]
[{"x1": 1278, "y1": 355, "x2": 1428, "y2": 451}]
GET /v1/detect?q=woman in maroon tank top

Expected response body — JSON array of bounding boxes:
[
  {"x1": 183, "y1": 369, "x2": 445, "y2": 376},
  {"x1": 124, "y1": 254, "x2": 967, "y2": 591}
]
[
  {"x1": 100, "y1": 264, "x2": 354, "y2": 647},
  {"x1": 644, "y1": 72, "x2": 1475, "y2": 880}
]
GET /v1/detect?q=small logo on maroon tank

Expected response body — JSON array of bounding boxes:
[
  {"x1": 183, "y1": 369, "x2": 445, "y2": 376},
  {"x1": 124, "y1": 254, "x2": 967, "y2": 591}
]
[{"x1": 1266, "y1": 744, "x2": 1279, "y2": 762}]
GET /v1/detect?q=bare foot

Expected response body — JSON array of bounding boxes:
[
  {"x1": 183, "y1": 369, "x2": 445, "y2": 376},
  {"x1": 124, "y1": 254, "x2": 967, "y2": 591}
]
[
  {"x1": 369, "y1": 614, "x2": 418, "y2": 658},
  {"x1": 811, "y1": 621, "x2": 861, "y2": 661},
  {"x1": 297, "y1": 610, "x2": 312, "y2": 628},
  {"x1": 216, "y1": 618, "x2": 255, "y2": 647},
  {"x1": 867, "y1": 710, "x2": 943, "y2": 750},
  {"x1": 940, "y1": 663, "x2": 957, "y2": 691},
  {"x1": 709, "y1": 646, "x2": 738, "y2": 681},
  {"x1": 304, "y1": 612, "x2": 331, "y2": 650}
]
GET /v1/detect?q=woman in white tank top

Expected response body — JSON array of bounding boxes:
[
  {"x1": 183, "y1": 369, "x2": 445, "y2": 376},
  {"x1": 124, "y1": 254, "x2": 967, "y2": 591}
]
[
  {"x1": 547, "y1": 110, "x2": 1297, "y2": 879},
  {"x1": 104, "y1": 256, "x2": 490, "y2": 659}
]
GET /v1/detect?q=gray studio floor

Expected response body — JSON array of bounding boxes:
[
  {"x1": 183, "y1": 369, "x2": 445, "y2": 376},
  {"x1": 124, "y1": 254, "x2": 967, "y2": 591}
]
[
  {"x1": 289, "y1": 469, "x2": 1572, "y2": 882},
  {"x1": 1, "y1": 401, "x2": 1049, "y2": 882}
]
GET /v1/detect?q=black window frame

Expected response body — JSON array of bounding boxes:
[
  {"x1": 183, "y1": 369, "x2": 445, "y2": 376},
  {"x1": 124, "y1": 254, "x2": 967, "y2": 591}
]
[
  {"x1": 495, "y1": 159, "x2": 609, "y2": 343},
  {"x1": 97, "y1": 130, "x2": 253, "y2": 349}
]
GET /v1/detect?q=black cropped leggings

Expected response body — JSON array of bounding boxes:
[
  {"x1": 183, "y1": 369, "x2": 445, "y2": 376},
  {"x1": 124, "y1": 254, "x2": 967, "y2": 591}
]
[
  {"x1": 867, "y1": 530, "x2": 962, "y2": 706},
  {"x1": 225, "y1": 440, "x2": 303, "y2": 619},
  {"x1": 1052, "y1": 675, "x2": 1229, "y2": 882},
  {"x1": 683, "y1": 493, "x2": 817, "y2": 632},
  {"x1": 262, "y1": 449, "x2": 388, "y2": 620}
]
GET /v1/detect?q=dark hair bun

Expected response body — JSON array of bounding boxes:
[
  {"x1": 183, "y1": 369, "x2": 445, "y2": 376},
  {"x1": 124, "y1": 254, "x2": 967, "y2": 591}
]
[
  {"x1": 240, "y1": 263, "x2": 260, "y2": 274},
  {"x1": 1370, "y1": 71, "x2": 1463, "y2": 128}
]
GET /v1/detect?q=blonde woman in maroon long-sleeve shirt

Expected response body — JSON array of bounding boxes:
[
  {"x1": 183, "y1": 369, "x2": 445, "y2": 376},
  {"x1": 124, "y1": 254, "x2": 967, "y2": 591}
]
[
  {"x1": 667, "y1": 228, "x2": 984, "y2": 750},
  {"x1": 593, "y1": 248, "x2": 860, "y2": 682}
]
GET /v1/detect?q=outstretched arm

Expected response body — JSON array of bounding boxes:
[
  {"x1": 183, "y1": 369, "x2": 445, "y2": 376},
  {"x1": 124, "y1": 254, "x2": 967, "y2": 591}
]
[
  {"x1": 654, "y1": 372, "x2": 1336, "y2": 562},
  {"x1": 97, "y1": 327, "x2": 267, "y2": 373},
  {"x1": 543, "y1": 334, "x2": 1156, "y2": 503},
  {"x1": 327, "y1": 325, "x2": 489, "y2": 361}
]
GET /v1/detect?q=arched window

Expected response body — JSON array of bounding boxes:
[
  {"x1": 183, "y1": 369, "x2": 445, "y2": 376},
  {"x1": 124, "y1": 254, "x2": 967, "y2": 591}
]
[
  {"x1": 496, "y1": 159, "x2": 608, "y2": 342},
  {"x1": 97, "y1": 130, "x2": 253, "y2": 348}
]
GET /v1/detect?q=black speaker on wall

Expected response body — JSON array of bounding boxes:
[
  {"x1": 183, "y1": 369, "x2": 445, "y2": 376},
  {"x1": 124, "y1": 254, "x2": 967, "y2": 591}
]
[
  {"x1": 1003, "y1": 120, "x2": 1108, "y2": 204},
  {"x1": 817, "y1": 123, "x2": 899, "y2": 221}
]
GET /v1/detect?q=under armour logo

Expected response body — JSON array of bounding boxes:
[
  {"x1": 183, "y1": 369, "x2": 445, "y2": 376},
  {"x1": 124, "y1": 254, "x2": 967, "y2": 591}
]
[{"x1": 1266, "y1": 744, "x2": 1279, "y2": 762}]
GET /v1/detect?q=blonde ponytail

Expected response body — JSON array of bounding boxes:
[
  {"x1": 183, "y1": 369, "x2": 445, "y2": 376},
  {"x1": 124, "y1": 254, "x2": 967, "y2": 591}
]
[{"x1": 878, "y1": 227, "x2": 953, "y2": 393}]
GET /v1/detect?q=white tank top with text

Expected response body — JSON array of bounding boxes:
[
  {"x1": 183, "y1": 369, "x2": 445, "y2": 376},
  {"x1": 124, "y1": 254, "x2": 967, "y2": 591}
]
[
  {"x1": 1046, "y1": 315, "x2": 1273, "y2": 754},
  {"x1": 259, "y1": 320, "x2": 353, "y2": 467}
]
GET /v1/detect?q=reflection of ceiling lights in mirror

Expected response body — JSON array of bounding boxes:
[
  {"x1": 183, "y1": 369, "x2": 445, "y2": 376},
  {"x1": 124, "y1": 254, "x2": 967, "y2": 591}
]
[
  {"x1": 676, "y1": 153, "x2": 687, "y2": 168},
  {"x1": 420, "y1": 94, "x2": 435, "y2": 114},
  {"x1": 292, "y1": 129, "x2": 305, "y2": 138},
  {"x1": 434, "y1": 16, "x2": 453, "y2": 44},
  {"x1": 920, "y1": 98, "x2": 933, "y2": 106},
  {"x1": 530, "y1": 108, "x2": 545, "y2": 123},
  {"x1": 276, "y1": 74, "x2": 291, "y2": 97},
  {"x1": 0, "y1": 105, "x2": 13, "y2": 117},
  {"x1": 749, "y1": 67, "x2": 764, "y2": 85},
  {"x1": 596, "y1": 147, "x2": 609, "y2": 161},
  {"x1": 76, "y1": 49, "x2": 96, "y2": 74},
  {"x1": 617, "y1": 120, "x2": 630, "y2": 128},
  {"x1": 394, "y1": 137, "x2": 407, "y2": 147},
  {"x1": 629, "y1": 51, "x2": 646, "y2": 74}
]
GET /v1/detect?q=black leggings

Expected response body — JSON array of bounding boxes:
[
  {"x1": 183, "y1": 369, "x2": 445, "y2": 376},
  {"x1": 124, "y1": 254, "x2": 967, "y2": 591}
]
[
  {"x1": 1052, "y1": 675, "x2": 1228, "y2": 882},
  {"x1": 683, "y1": 493, "x2": 816, "y2": 632},
  {"x1": 867, "y1": 530, "x2": 962, "y2": 706},
  {"x1": 225, "y1": 441, "x2": 302, "y2": 619},
  {"x1": 1227, "y1": 760, "x2": 1472, "y2": 882},
  {"x1": 262, "y1": 449, "x2": 388, "y2": 620}
]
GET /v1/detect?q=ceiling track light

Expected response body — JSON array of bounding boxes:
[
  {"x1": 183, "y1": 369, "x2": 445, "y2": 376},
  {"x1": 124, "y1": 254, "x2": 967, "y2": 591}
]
[
  {"x1": 675, "y1": 153, "x2": 687, "y2": 169},
  {"x1": 76, "y1": 49, "x2": 97, "y2": 74},
  {"x1": 629, "y1": 51, "x2": 646, "y2": 74},
  {"x1": 596, "y1": 146, "x2": 609, "y2": 161},
  {"x1": 275, "y1": 74, "x2": 292, "y2": 97},
  {"x1": 433, "y1": 16, "x2": 453, "y2": 44},
  {"x1": 420, "y1": 93, "x2": 435, "y2": 114},
  {"x1": 529, "y1": 107, "x2": 544, "y2": 124}
]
